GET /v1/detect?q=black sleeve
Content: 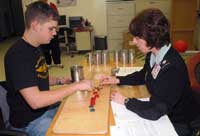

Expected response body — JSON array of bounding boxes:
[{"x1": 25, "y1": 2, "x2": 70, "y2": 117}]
[
  {"x1": 117, "y1": 69, "x2": 146, "y2": 85},
  {"x1": 126, "y1": 97, "x2": 168, "y2": 120},
  {"x1": 8, "y1": 53, "x2": 38, "y2": 91},
  {"x1": 117, "y1": 54, "x2": 150, "y2": 86},
  {"x1": 125, "y1": 65, "x2": 185, "y2": 120}
]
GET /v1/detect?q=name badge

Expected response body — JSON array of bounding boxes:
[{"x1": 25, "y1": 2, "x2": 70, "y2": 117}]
[{"x1": 151, "y1": 64, "x2": 161, "y2": 79}]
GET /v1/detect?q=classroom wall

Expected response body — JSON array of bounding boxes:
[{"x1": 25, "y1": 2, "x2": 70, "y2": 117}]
[
  {"x1": 22, "y1": 0, "x2": 107, "y2": 36},
  {"x1": 52, "y1": 0, "x2": 107, "y2": 36}
]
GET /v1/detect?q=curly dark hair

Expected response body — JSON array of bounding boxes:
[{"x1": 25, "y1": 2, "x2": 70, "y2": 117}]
[
  {"x1": 25, "y1": 1, "x2": 59, "y2": 29},
  {"x1": 129, "y1": 8, "x2": 170, "y2": 49}
]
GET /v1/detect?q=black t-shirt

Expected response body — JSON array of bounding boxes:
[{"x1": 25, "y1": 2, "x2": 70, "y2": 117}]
[{"x1": 4, "y1": 38, "x2": 49, "y2": 128}]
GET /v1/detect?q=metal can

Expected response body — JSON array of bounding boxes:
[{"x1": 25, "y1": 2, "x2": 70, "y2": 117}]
[
  {"x1": 70, "y1": 65, "x2": 84, "y2": 82},
  {"x1": 120, "y1": 50, "x2": 128, "y2": 65},
  {"x1": 87, "y1": 52, "x2": 93, "y2": 65},
  {"x1": 93, "y1": 50, "x2": 102, "y2": 65},
  {"x1": 128, "y1": 49, "x2": 135, "y2": 64},
  {"x1": 114, "y1": 50, "x2": 119, "y2": 65},
  {"x1": 102, "y1": 50, "x2": 109, "y2": 65}
]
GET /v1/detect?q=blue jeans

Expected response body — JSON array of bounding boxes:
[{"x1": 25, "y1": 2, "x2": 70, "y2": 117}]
[{"x1": 16, "y1": 106, "x2": 58, "y2": 136}]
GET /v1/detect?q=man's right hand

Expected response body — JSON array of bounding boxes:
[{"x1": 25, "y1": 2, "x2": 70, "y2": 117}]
[{"x1": 74, "y1": 80, "x2": 93, "y2": 91}]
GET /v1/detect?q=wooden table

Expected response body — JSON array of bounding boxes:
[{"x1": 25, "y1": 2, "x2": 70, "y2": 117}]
[{"x1": 46, "y1": 61, "x2": 150, "y2": 136}]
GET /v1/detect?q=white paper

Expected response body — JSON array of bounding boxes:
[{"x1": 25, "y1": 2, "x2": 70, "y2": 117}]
[
  {"x1": 110, "y1": 101, "x2": 178, "y2": 136},
  {"x1": 110, "y1": 125, "x2": 131, "y2": 136},
  {"x1": 116, "y1": 67, "x2": 143, "y2": 76}
]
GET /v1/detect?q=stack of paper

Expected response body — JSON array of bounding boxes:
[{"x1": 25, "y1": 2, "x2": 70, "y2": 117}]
[{"x1": 110, "y1": 101, "x2": 178, "y2": 136}]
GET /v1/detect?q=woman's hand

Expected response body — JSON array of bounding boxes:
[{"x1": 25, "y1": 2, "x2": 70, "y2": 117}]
[
  {"x1": 110, "y1": 91, "x2": 127, "y2": 105},
  {"x1": 98, "y1": 74, "x2": 120, "y2": 85}
]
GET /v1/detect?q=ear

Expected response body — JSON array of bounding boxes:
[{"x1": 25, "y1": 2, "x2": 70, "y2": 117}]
[{"x1": 31, "y1": 20, "x2": 40, "y2": 31}]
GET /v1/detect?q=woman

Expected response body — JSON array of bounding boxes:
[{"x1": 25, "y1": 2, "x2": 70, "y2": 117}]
[{"x1": 100, "y1": 8, "x2": 200, "y2": 136}]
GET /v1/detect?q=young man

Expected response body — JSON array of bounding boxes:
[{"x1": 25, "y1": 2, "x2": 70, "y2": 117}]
[{"x1": 4, "y1": 1, "x2": 92, "y2": 136}]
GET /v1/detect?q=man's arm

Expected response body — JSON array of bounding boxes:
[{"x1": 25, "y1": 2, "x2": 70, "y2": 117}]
[
  {"x1": 49, "y1": 76, "x2": 72, "y2": 85},
  {"x1": 20, "y1": 80, "x2": 92, "y2": 109}
]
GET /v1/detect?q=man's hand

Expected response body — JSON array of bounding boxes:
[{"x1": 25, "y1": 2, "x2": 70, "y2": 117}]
[
  {"x1": 61, "y1": 77, "x2": 72, "y2": 84},
  {"x1": 74, "y1": 80, "x2": 93, "y2": 91}
]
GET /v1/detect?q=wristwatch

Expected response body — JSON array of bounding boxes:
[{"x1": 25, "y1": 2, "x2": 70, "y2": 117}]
[
  {"x1": 56, "y1": 77, "x2": 63, "y2": 85},
  {"x1": 124, "y1": 98, "x2": 130, "y2": 106}
]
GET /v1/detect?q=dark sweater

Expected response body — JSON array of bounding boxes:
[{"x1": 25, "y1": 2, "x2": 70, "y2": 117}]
[{"x1": 118, "y1": 47, "x2": 200, "y2": 125}]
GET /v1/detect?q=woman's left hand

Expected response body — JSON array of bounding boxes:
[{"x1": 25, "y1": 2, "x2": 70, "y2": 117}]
[{"x1": 110, "y1": 91, "x2": 127, "y2": 105}]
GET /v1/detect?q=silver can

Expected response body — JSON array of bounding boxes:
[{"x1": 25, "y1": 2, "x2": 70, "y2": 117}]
[
  {"x1": 93, "y1": 50, "x2": 102, "y2": 65},
  {"x1": 87, "y1": 52, "x2": 93, "y2": 65},
  {"x1": 102, "y1": 50, "x2": 109, "y2": 65},
  {"x1": 70, "y1": 65, "x2": 84, "y2": 82},
  {"x1": 114, "y1": 50, "x2": 119, "y2": 65},
  {"x1": 120, "y1": 50, "x2": 128, "y2": 65},
  {"x1": 128, "y1": 49, "x2": 135, "y2": 64}
]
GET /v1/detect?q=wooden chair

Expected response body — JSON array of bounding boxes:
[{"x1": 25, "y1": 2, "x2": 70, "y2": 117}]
[
  {"x1": 186, "y1": 52, "x2": 200, "y2": 101},
  {"x1": 186, "y1": 53, "x2": 200, "y2": 136},
  {"x1": 186, "y1": 52, "x2": 200, "y2": 93}
]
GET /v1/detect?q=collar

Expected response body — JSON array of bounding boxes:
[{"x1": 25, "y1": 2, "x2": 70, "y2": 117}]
[{"x1": 150, "y1": 43, "x2": 171, "y2": 68}]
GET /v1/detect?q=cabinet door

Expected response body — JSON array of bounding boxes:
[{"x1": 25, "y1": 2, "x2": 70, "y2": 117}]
[
  {"x1": 171, "y1": 0, "x2": 196, "y2": 30},
  {"x1": 107, "y1": 27, "x2": 128, "y2": 40},
  {"x1": 106, "y1": 1, "x2": 136, "y2": 51},
  {"x1": 171, "y1": 0, "x2": 197, "y2": 50},
  {"x1": 107, "y1": 15, "x2": 134, "y2": 28}
]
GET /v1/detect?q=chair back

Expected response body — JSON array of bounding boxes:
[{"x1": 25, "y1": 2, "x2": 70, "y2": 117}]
[
  {"x1": 0, "y1": 82, "x2": 29, "y2": 136},
  {"x1": 186, "y1": 52, "x2": 200, "y2": 92},
  {"x1": 0, "y1": 85, "x2": 10, "y2": 129}
]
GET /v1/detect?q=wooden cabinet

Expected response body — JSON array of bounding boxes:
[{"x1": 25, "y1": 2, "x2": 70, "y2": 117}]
[
  {"x1": 106, "y1": 1, "x2": 135, "y2": 50},
  {"x1": 171, "y1": 0, "x2": 197, "y2": 50}
]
